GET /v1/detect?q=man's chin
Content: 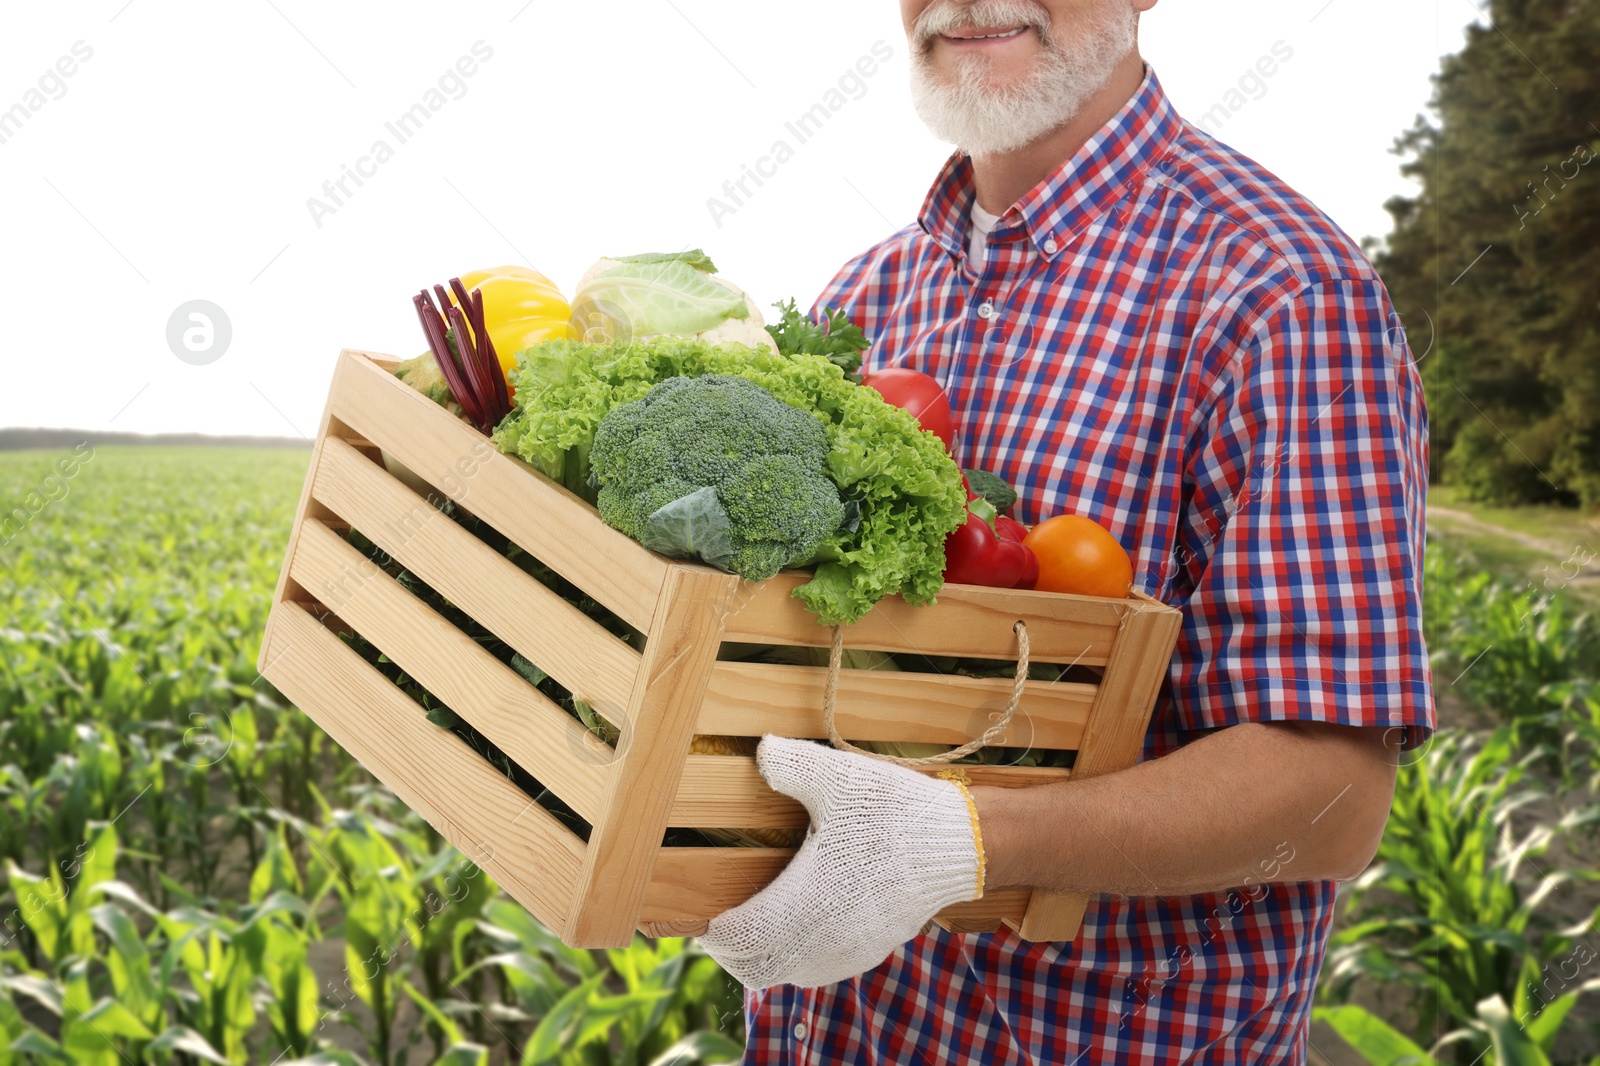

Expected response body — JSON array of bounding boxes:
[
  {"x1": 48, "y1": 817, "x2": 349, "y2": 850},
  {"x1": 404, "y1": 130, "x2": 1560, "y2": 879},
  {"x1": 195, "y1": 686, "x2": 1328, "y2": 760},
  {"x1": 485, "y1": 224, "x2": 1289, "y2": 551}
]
[{"x1": 922, "y1": 60, "x2": 1043, "y2": 102}]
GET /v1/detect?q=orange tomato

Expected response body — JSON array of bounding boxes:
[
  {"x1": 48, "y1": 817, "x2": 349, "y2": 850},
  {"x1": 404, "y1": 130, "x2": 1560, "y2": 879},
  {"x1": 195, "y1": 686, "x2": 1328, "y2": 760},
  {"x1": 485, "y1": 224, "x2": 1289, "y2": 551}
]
[{"x1": 1022, "y1": 515, "x2": 1134, "y2": 599}]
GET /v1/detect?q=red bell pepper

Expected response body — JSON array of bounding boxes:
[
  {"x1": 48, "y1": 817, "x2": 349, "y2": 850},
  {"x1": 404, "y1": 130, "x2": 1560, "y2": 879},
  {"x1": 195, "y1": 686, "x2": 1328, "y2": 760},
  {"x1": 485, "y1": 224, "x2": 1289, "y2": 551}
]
[
  {"x1": 993, "y1": 516, "x2": 1039, "y2": 589},
  {"x1": 944, "y1": 497, "x2": 1037, "y2": 589},
  {"x1": 994, "y1": 514, "x2": 1029, "y2": 543}
]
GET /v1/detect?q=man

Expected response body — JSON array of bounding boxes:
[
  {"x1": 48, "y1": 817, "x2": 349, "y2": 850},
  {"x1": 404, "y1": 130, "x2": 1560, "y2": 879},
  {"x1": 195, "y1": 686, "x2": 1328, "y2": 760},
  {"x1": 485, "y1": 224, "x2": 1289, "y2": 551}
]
[{"x1": 699, "y1": 0, "x2": 1434, "y2": 1061}]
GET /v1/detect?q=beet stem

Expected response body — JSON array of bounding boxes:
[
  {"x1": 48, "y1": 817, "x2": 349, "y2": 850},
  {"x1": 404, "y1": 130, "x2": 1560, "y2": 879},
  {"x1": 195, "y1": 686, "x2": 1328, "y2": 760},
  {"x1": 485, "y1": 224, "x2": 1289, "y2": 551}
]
[{"x1": 414, "y1": 291, "x2": 485, "y2": 428}]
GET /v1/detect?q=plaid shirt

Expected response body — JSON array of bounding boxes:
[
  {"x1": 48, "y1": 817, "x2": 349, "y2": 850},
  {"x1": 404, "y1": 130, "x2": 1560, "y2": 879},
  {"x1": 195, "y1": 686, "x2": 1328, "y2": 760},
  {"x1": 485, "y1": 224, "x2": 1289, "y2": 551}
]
[{"x1": 740, "y1": 65, "x2": 1434, "y2": 1063}]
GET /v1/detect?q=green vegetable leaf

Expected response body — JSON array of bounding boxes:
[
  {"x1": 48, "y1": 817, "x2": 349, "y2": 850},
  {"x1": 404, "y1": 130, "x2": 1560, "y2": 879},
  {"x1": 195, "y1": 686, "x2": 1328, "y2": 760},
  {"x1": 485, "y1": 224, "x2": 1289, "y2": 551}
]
[
  {"x1": 575, "y1": 261, "x2": 748, "y2": 339},
  {"x1": 641, "y1": 486, "x2": 736, "y2": 570},
  {"x1": 426, "y1": 704, "x2": 464, "y2": 730},
  {"x1": 509, "y1": 653, "x2": 548, "y2": 687},
  {"x1": 615, "y1": 249, "x2": 718, "y2": 273},
  {"x1": 766, "y1": 299, "x2": 871, "y2": 375},
  {"x1": 499, "y1": 338, "x2": 966, "y2": 625}
]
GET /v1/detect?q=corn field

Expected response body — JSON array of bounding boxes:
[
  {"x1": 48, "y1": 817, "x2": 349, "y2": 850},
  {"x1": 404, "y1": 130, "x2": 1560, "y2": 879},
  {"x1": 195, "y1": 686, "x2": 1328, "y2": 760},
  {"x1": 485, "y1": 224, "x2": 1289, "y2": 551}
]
[{"x1": 0, "y1": 446, "x2": 1595, "y2": 1064}]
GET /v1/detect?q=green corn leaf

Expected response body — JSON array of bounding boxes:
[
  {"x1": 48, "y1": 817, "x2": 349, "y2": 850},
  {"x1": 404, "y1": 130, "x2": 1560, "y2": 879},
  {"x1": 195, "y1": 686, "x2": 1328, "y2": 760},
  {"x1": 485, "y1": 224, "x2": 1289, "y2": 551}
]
[
  {"x1": 1312, "y1": 1005, "x2": 1435, "y2": 1065},
  {"x1": 8, "y1": 1030, "x2": 73, "y2": 1063},
  {"x1": 429, "y1": 1046, "x2": 490, "y2": 1066},
  {"x1": 483, "y1": 901, "x2": 598, "y2": 979},
  {"x1": 645, "y1": 1030, "x2": 746, "y2": 1066},
  {"x1": 91, "y1": 879, "x2": 161, "y2": 920},
  {"x1": 88, "y1": 902, "x2": 158, "y2": 1020},
  {"x1": 458, "y1": 951, "x2": 562, "y2": 1016},
  {"x1": 404, "y1": 980, "x2": 464, "y2": 1045},
  {"x1": 250, "y1": 826, "x2": 305, "y2": 902},
  {"x1": 0, "y1": 974, "x2": 64, "y2": 1018},
  {"x1": 521, "y1": 971, "x2": 606, "y2": 1066},
  {"x1": 72, "y1": 997, "x2": 155, "y2": 1040},
  {"x1": 636, "y1": 952, "x2": 690, "y2": 1043},
  {"x1": 0, "y1": 997, "x2": 24, "y2": 1066},
  {"x1": 572, "y1": 989, "x2": 675, "y2": 1051},
  {"x1": 147, "y1": 1025, "x2": 232, "y2": 1065},
  {"x1": 1474, "y1": 995, "x2": 1554, "y2": 1066},
  {"x1": 62, "y1": 995, "x2": 155, "y2": 1066},
  {"x1": 6, "y1": 862, "x2": 66, "y2": 962},
  {"x1": 1522, "y1": 986, "x2": 1582, "y2": 1050},
  {"x1": 68, "y1": 824, "x2": 119, "y2": 909},
  {"x1": 263, "y1": 923, "x2": 320, "y2": 1052}
]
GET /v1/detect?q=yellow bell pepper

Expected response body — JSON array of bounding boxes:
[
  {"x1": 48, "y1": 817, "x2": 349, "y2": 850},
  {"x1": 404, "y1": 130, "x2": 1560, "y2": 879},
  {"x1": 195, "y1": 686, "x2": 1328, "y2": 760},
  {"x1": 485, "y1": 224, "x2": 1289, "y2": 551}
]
[{"x1": 453, "y1": 266, "x2": 573, "y2": 385}]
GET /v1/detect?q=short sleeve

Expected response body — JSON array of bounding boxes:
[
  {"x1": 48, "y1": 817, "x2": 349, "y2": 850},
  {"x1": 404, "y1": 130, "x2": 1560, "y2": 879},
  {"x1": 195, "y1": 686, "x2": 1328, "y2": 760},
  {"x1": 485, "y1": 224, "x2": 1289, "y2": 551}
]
[{"x1": 1165, "y1": 277, "x2": 1435, "y2": 749}]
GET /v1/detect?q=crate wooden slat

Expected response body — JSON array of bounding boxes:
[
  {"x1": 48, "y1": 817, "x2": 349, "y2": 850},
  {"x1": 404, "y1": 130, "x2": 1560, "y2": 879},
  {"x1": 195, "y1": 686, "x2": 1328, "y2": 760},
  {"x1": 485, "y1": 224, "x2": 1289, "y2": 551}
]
[
  {"x1": 263, "y1": 600, "x2": 586, "y2": 924},
  {"x1": 699, "y1": 660, "x2": 1096, "y2": 748},
  {"x1": 722, "y1": 572, "x2": 1125, "y2": 663},
  {"x1": 323, "y1": 349, "x2": 667, "y2": 633},
  {"x1": 564, "y1": 564, "x2": 736, "y2": 946},
  {"x1": 260, "y1": 349, "x2": 1184, "y2": 949},
  {"x1": 288, "y1": 518, "x2": 610, "y2": 824},
  {"x1": 311, "y1": 434, "x2": 640, "y2": 713},
  {"x1": 668, "y1": 757, "x2": 1075, "y2": 830},
  {"x1": 639, "y1": 848, "x2": 1035, "y2": 936}
]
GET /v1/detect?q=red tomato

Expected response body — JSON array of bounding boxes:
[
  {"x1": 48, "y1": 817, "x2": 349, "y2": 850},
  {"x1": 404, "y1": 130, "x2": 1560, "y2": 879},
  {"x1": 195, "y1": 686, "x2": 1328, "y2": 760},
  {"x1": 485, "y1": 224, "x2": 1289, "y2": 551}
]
[{"x1": 859, "y1": 368, "x2": 955, "y2": 451}]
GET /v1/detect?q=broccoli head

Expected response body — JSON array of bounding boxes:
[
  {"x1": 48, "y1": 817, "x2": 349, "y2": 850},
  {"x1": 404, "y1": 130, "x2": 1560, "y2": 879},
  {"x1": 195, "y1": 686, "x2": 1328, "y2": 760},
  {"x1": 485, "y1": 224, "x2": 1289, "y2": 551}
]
[{"x1": 591, "y1": 375, "x2": 846, "y2": 580}]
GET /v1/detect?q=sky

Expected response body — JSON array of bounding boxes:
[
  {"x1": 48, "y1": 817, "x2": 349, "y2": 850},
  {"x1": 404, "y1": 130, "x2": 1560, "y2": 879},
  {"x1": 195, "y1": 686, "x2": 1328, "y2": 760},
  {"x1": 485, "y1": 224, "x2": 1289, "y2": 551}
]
[{"x1": 0, "y1": 0, "x2": 1479, "y2": 439}]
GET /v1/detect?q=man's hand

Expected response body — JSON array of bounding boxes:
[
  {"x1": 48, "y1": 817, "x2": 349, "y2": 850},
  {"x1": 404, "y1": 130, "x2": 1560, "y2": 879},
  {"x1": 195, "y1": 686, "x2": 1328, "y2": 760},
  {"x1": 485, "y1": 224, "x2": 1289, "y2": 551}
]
[{"x1": 698, "y1": 735, "x2": 984, "y2": 990}]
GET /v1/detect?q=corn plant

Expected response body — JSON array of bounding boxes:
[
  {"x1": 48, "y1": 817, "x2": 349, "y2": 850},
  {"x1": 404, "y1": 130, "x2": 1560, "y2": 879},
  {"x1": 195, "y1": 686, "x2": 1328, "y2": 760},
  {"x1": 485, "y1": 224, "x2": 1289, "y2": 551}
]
[
  {"x1": 1322, "y1": 728, "x2": 1600, "y2": 1061},
  {"x1": 463, "y1": 899, "x2": 745, "y2": 1065},
  {"x1": 2, "y1": 443, "x2": 1578, "y2": 1064},
  {"x1": 1317, "y1": 991, "x2": 1600, "y2": 1066},
  {"x1": 1423, "y1": 546, "x2": 1597, "y2": 734}
]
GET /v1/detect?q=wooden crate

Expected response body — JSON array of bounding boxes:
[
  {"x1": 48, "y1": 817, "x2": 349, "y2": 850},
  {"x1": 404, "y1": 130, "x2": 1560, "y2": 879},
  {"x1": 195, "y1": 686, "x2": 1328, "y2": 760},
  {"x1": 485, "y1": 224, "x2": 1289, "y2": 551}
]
[{"x1": 259, "y1": 349, "x2": 1183, "y2": 949}]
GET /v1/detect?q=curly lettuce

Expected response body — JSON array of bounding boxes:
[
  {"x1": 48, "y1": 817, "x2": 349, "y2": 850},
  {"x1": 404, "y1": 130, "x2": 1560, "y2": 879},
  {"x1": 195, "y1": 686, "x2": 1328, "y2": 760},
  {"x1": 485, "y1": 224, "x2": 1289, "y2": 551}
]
[{"x1": 493, "y1": 337, "x2": 967, "y2": 625}]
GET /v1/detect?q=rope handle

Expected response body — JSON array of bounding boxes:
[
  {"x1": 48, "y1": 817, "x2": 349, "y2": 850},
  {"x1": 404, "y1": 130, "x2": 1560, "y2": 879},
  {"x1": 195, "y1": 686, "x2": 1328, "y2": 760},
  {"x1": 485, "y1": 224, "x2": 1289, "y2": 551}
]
[{"x1": 822, "y1": 620, "x2": 1031, "y2": 768}]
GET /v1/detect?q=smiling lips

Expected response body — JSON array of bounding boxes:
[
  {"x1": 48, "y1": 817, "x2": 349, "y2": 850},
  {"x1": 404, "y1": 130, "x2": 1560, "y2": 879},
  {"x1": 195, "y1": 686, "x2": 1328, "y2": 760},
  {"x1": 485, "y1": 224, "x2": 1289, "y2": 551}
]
[
  {"x1": 940, "y1": 23, "x2": 1030, "y2": 42},
  {"x1": 941, "y1": 25, "x2": 1031, "y2": 43}
]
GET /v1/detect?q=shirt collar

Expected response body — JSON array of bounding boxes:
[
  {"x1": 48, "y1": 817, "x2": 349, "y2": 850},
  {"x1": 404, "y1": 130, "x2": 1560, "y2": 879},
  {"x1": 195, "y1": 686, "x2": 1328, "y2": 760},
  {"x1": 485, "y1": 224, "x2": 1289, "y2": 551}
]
[{"x1": 916, "y1": 64, "x2": 1183, "y2": 263}]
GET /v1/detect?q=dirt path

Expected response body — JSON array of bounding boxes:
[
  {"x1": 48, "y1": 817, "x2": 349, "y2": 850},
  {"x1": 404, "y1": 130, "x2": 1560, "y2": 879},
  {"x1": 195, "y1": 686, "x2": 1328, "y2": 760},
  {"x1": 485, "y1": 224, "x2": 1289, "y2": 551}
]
[
  {"x1": 1430, "y1": 505, "x2": 1581, "y2": 555},
  {"x1": 1429, "y1": 504, "x2": 1600, "y2": 598}
]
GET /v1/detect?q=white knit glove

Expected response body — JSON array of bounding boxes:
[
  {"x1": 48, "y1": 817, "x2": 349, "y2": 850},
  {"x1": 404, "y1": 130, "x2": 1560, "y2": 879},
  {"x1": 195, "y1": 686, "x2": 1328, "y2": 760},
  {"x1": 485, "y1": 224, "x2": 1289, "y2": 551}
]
[{"x1": 697, "y1": 734, "x2": 986, "y2": 990}]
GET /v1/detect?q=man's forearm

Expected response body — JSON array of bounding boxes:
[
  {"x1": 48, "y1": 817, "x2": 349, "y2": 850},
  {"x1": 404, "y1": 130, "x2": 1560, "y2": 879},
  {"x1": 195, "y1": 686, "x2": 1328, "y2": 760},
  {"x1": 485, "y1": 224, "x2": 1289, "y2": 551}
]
[{"x1": 969, "y1": 721, "x2": 1399, "y2": 898}]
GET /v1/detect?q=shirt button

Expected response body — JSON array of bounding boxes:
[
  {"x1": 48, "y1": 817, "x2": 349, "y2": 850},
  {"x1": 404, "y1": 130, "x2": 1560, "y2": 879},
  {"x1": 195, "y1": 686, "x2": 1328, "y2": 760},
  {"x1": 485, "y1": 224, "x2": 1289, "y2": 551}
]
[
  {"x1": 977, "y1": 301, "x2": 995, "y2": 320},
  {"x1": 1043, "y1": 237, "x2": 1059, "y2": 254},
  {"x1": 793, "y1": 1022, "x2": 809, "y2": 1041}
]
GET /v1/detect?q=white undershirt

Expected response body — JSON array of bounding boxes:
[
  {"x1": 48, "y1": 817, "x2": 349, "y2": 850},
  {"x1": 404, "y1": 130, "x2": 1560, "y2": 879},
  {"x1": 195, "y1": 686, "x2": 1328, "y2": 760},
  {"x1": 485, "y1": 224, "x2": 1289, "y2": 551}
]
[{"x1": 968, "y1": 200, "x2": 1003, "y2": 265}]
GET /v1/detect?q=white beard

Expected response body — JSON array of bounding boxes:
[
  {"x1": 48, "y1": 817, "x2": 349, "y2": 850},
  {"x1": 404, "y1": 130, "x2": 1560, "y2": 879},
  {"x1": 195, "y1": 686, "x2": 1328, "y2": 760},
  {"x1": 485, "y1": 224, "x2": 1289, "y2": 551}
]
[{"x1": 910, "y1": 1, "x2": 1138, "y2": 156}]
